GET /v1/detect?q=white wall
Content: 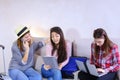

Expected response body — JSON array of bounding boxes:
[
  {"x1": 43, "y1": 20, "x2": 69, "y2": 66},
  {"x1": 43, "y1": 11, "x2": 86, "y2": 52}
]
[{"x1": 0, "y1": 0, "x2": 120, "y2": 73}]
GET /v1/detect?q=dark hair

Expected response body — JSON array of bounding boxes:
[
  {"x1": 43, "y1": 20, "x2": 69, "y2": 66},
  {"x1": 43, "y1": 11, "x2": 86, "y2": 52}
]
[
  {"x1": 50, "y1": 26, "x2": 67, "y2": 63},
  {"x1": 93, "y1": 28, "x2": 113, "y2": 57}
]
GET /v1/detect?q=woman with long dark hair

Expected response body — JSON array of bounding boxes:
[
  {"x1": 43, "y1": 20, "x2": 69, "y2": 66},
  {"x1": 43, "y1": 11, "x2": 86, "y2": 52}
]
[{"x1": 41, "y1": 26, "x2": 72, "y2": 80}]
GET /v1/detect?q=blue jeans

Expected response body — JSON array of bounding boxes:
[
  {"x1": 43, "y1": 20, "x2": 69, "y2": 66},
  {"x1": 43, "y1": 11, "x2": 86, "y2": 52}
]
[
  {"x1": 9, "y1": 68, "x2": 42, "y2": 80},
  {"x1": 41, "y1": 66, "x2": 62, "y2": 80},
  {"x1": 97, "y1": 72, "x2": 117, "y2": 80},
  {"x1": 78, "y1": 71, "x2": 117, "y2": 80}
]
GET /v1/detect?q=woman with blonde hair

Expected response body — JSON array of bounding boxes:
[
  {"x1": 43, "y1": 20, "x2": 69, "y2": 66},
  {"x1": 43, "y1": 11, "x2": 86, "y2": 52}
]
[{"x1": 9, "y1": 26, "x2": 45, "y2": 80}]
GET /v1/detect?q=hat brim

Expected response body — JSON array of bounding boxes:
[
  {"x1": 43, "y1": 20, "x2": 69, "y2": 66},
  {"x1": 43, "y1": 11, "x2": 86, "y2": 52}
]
[{"x1": 17, "y1": 28, "x2": 30, "y2": 39}]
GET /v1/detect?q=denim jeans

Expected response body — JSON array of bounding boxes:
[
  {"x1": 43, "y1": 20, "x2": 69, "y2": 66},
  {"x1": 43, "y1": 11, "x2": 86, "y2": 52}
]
[
  {"x1": 78, "y1": 71, "x2": 117, "y2": 80},
  {"x1": 9, "y1": 68, "x2": 42, "y2": 80},
  {"x1": 41, "y1": 66, "x2": 62, "y2": 80}
]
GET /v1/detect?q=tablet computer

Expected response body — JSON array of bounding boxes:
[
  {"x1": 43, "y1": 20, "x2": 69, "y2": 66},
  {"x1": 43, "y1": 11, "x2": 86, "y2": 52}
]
[{"x1": 42, "y1": 56, "x2": 58, "y2": 69}]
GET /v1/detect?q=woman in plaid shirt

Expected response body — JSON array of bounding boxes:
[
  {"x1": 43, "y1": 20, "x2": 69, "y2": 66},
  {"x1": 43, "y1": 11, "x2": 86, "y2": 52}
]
[{"x1": 79, "y1": 28, "x2": 120, "y2": 80}]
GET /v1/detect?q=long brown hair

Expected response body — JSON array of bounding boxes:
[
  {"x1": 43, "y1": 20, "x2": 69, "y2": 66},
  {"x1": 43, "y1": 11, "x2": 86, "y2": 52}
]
[
  {"x1": 50, "y1": 26, "x2": 67, "y2": 64},
  {"x1": 93, "y1": 28, "x2": 113, "y2": 58}
]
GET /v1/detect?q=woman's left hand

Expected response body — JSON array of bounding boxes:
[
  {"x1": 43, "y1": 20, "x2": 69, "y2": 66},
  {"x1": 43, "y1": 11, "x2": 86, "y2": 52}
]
[
  {"x1": 58, "y1": 63, "x2": 62, "y2": 70},
  {"x1": 44, "y1": 64, "x2": 51, "y2": 70}
]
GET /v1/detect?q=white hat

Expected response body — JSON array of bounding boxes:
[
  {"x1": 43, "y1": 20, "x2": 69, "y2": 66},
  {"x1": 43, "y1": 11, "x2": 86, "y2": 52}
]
[{"x1": 15, "y1": 26, "x2": 30, "y2": 38}]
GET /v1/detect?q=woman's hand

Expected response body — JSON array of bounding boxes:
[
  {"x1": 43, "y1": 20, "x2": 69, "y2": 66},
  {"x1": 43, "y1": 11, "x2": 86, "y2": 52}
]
[
  {"x1": 22, "y1": 41, "x2": 30, "y2": 63},
  {"x1": 45, "y1": 38, "x2": 50, "y2": 44},
  {"x1": 97, "y1": 68, "x2": 105, "y2": 73},
  {"x1": 23, "y1": 41, "x2": 29, "y2": 51},
  {"x1": 44, "y1": 65, "x2": 51, "y2": 70},
  {"x1": 58, "y1": 63, "x2": 62, "y2": 70}
]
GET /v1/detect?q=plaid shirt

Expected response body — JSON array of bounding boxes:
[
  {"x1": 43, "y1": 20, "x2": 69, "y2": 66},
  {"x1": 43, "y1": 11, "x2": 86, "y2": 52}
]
[{"x1": 90, "y1": 43, "x2": 120, "y2": 72}]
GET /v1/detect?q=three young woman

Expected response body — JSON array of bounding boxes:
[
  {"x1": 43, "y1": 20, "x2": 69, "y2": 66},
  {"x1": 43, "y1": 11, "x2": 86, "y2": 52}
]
[{"x1": 9, "y1": 26, "x2": 120, "y2": 80}]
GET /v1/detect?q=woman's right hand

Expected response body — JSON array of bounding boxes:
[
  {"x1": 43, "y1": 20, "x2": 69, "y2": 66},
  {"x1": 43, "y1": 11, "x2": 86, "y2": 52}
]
[
  {"x1": 22, "y1": 41, "x2": 30, "y2": 63},
  {"x1": 97, "y1": 68, "x2": 105, "y2": 73},
  {"x1": 44, "y1": 37, "x2": 50, "y2": 45},
  {"x1": 44, "y1": 64, "x2": 51, "y2": 70},
  {"x1": 23, "y1": 41, "x2": 29, "y2": 51}
]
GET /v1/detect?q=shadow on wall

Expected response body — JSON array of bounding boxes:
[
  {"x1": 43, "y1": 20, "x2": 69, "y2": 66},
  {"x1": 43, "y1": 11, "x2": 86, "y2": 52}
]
[
  {"x1": 65, "y1": 28, "x2": 81, "y2": 56},
  {"x1": 65, "y1": 28, "x2": 93, "y2": 58}
]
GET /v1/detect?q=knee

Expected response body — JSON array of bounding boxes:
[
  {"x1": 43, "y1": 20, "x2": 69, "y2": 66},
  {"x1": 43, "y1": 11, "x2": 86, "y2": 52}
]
[
  {"x1": 36, "y1": 74, "x2": 42, "y2": 79},
  {"x1": 9, "y1": 69, "x2": 28, "y2": 80},
  {"x1": 9, "y1": 69, "x2": 19, "y2": 78},
  {"x1": 33, "y1": 72, "x2": 42, "y2": 80},
  {"x1": 33, "y1": 76, "x2": 42, "y2": 80}
]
